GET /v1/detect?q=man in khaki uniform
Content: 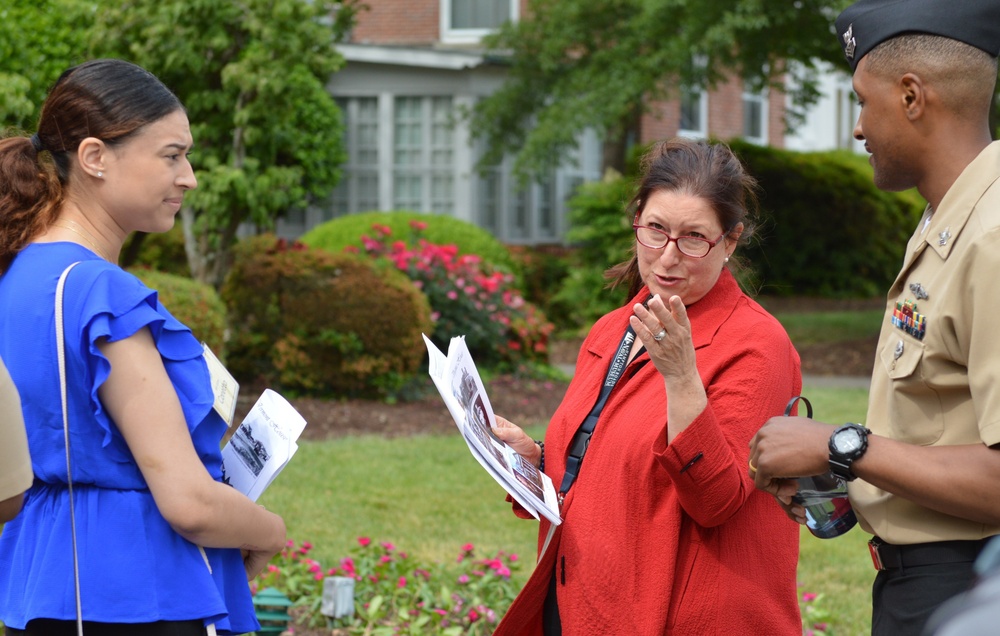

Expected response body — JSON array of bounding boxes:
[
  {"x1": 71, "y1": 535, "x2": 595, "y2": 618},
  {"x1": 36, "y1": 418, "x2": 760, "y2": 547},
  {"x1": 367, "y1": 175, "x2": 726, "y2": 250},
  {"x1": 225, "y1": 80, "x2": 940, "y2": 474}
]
[
  {"x1": 749, "y1": 0, "x2": 1000, "y2": 634},
  {"x1": 0, "y1": 357, "x2": 31, "y2": 523}
]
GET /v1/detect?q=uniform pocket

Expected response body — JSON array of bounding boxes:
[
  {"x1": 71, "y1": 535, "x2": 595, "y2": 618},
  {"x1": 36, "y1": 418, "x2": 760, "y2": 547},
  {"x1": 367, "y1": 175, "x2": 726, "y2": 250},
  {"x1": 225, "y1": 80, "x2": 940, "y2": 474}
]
[{"x1": 878, "y1": 335, "x2": 943, "y2": 444}]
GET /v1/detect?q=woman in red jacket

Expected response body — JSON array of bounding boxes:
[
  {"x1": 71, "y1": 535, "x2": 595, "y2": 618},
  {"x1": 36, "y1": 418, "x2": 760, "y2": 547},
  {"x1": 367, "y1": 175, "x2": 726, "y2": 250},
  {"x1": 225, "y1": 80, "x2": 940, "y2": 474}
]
[{"x1": 492, "y1": 138, "x2": 802, "y2": 635}]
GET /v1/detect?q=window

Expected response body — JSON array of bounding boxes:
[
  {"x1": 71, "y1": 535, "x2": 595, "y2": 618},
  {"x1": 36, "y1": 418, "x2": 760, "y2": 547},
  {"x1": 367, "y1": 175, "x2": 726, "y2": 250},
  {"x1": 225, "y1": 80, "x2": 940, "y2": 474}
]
[
  {"x1": 331, "y1": 97, "x2": 381, "y2": 219},
  {"x1": 442, "y1": 0, "x2": 518, "y2": 44},
  {"x1": 741, "y1": 75, "x2": 769, "y2": 145},
  {"x1": 393, "y1": 96, "x2": 455, "y2": 214},
  {"x1": 678, "y1": 87, "x2": 707, "y2": 138}
]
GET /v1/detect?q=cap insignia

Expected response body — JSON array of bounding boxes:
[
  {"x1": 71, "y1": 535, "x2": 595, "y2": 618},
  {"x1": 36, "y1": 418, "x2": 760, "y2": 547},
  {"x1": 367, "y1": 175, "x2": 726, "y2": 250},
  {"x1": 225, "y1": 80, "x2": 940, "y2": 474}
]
[{"x1": 843, "y1": 23, "x2": 856, "y2": 60}]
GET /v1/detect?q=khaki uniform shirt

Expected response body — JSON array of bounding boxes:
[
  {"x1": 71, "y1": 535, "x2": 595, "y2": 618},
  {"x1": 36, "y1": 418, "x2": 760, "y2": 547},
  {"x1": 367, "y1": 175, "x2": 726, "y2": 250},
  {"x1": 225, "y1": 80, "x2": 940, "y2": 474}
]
[
  {"x1": 0, "y1": 357, "x2": 32, "y2": 503},
  {"x1": 851, "y1": 141, "x2": 1000, "y2": 544}
]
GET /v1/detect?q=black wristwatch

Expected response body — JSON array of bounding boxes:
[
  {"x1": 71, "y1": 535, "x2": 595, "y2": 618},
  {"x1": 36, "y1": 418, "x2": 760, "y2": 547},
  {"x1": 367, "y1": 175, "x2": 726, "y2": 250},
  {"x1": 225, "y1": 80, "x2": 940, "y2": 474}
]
[{"x1": 829, "y1": 423, "x2": 871, "y2": 481}]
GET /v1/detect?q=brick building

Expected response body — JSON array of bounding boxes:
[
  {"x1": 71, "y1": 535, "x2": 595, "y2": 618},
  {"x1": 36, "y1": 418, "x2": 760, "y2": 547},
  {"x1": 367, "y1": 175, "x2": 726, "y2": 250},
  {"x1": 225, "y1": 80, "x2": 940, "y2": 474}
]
[{"x1": 279, "y1": 0, "x2": 858, "y2": 244}]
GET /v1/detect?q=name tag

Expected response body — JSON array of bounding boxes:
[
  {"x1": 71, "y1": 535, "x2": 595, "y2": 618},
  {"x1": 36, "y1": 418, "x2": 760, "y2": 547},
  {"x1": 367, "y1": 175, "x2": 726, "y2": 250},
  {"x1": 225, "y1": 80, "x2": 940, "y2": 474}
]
[{"x1": 202, "y1": 343, "x2": 239, "y2": 427}]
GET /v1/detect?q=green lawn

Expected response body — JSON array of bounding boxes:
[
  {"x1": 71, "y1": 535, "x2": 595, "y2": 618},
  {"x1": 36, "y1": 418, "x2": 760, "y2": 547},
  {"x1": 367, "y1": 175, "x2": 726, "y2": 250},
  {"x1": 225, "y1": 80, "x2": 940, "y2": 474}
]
[{"x1": 774, "y1": 309, "x2": 884, "y2": 346}]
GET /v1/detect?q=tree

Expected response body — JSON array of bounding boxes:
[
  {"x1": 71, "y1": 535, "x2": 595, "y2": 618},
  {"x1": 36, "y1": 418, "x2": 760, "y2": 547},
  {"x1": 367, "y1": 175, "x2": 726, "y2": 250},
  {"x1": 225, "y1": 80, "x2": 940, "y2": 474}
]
[
  {"x1": 89, "y1": 0, "x2": 361, "y2": 287},
  {"x1": 0, "y1": 0, "x2": 93, "y2": 129},
  {"x1": 470, "y1": 0, "x2": 854, "y2": 180}
]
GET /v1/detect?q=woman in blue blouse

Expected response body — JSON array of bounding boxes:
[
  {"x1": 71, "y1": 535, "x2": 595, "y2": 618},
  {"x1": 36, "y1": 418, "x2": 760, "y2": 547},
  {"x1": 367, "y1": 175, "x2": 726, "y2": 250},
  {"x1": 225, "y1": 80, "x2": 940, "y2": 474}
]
[{"x1": 0, "y1": 59, "x2": 287, "y2": 635}]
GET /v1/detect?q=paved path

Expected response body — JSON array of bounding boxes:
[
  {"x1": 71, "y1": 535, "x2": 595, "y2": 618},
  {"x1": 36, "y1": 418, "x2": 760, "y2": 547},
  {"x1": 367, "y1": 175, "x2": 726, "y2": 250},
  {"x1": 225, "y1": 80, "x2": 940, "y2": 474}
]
[{"x1": 555, "y1": 364, "x2": 870, "y2": 390}]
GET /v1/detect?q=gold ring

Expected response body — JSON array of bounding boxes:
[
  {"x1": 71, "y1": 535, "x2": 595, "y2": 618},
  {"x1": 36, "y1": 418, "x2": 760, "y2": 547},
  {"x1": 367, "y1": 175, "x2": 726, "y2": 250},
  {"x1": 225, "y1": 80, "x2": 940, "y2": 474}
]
[{"x1": 748, "y1": 460, "x2": 758, "y2": 473}]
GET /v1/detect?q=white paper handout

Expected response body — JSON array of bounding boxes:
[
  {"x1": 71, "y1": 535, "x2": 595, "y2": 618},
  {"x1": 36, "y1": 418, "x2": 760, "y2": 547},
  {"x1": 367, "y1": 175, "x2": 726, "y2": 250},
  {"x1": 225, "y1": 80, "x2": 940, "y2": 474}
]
[
  {"x1": 221, "y1": 389, "x2": 307, "y2": 502},
  {"x1": 424, "y1": 334, "x2": 561, "y2": 525}
]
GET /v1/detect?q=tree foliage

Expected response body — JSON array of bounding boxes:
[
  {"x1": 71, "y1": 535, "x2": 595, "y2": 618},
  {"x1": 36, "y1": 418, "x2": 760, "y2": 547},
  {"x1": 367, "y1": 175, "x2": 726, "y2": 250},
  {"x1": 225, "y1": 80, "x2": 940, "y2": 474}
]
[
  {"x1": 471, "y1": 0, "x2": 853, "y2": 179},
  {"x1": 0, "y1": 0, "x2": 93, "y2": 129},
  {"x1": 88, "y1": 0, "x2": 361, "y2": 286}
]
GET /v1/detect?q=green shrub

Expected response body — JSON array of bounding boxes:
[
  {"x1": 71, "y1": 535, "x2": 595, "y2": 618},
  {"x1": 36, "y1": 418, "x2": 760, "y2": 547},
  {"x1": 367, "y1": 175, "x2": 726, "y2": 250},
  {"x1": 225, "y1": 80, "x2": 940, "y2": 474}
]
[
  {"x1": 729, "y1": 139, "x2": 925, "y2": 297},
  {"x1": 221, "y1": 235, "x2": 433, "y2": 399},
  {"x1": 128, "y1": 267, "x2": 227, "y2": 357},
  {"x1": 550, "y1": 171, "x2": 636, "y2": 332},
  {"x1": 125, "y1": 224, "x2": 190, "y2": 277},
  {"x1": 300, "y1": 211, "x2": 519, "y2": 276},
  {"x1": 507, "y1": 245, "x2": 576, "y2": 331}
]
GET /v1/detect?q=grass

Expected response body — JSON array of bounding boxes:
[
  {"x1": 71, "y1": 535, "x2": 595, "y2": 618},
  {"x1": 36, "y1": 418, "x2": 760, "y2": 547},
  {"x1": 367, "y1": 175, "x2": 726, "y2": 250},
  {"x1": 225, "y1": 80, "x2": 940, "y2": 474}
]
[
  {"x1": 774, "y1": 309, "x2": 884, "y2": 346},
  {"x1": 260, "y1": 384, "x2": 874, "y2": 634}
]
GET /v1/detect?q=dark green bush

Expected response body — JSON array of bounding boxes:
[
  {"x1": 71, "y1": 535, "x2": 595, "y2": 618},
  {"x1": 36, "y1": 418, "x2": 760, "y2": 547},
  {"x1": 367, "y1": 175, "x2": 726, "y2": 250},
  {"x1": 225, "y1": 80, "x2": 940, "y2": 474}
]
[
  {"x1": 299, "y1": 210, "x2": 519, "y2": 276},
  {"x1": 128, "y1": 267, "x2": 227, "y2": 358},
  {"x1": 221, "y1": 235, "x2": 433, "y2": 399},
  {"x1": 126, "y1": 224, "x2": 190, "y2": 277},
  {"x1": 550, "y1": 172, "x2": 636, "y2": 331},
  {"x1": 508, "y1": 245, "x2": 576, "y2": 331},
  {"x1": 729, "y1": 140, "x2": 925, "y2": 297}
]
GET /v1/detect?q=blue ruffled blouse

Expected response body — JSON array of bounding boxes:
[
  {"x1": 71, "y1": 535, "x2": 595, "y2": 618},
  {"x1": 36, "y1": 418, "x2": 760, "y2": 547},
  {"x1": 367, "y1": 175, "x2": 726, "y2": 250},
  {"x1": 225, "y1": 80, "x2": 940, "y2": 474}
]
[{"x1": 0, "y1": 243, "x2": 258, "y2": 634}]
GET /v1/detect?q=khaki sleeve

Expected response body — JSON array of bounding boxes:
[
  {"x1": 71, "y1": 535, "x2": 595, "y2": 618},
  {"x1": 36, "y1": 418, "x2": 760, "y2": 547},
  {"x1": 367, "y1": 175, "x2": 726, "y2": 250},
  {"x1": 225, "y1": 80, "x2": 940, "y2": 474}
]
[{"x1": 0, "y1": 358, "x2": 32, "y2": 501}]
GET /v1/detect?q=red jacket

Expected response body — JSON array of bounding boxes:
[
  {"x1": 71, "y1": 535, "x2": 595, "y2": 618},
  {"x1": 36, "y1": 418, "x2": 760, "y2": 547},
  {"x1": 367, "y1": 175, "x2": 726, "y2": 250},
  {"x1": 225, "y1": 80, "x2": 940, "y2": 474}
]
[{"x1": 496, "y1": 270, "x2": 802, "y2": 635}]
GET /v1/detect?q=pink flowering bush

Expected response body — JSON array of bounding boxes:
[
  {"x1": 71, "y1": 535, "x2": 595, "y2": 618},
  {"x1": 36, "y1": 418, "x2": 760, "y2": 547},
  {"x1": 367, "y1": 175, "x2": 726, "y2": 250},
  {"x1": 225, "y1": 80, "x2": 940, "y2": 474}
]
[
  {"x1": 346, "y1": 221, "x2": 554, "y2": 369},
  {"x1": 255, "y1": 538, "x2": 521, "y2": 634}
]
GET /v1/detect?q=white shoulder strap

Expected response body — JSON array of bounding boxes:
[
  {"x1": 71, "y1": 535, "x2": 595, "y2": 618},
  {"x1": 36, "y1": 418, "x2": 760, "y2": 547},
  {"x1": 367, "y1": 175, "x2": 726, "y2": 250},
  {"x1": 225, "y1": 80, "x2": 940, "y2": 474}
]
[{"x1": 56, "y1": 262, "x2": 83, "y2": 636}]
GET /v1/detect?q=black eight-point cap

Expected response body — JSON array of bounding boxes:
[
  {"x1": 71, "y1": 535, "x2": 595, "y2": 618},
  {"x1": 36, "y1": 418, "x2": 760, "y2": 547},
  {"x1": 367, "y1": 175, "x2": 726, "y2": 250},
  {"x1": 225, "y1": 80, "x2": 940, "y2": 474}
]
[{"x1": 835, "y1": 0, "x2": 1000, "y2": 71}]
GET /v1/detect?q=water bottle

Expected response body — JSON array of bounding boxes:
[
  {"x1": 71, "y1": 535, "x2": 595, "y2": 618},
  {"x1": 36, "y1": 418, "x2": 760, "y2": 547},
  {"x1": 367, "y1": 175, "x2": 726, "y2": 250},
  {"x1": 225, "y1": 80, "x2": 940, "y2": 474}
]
[{"x1": 784, "y1": 397, "x2": 858, "y2": 539}]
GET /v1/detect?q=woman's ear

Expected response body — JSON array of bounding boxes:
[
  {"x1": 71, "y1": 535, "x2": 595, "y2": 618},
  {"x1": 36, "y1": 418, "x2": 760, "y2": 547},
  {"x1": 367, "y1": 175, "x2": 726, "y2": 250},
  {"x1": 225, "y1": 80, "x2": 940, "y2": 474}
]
[
  {"x1": 727, "y1": 222, "x2": 745, "y2": 245},
  {"x1": 76, "y1": 137, "x2": 108, "y2": 179}
]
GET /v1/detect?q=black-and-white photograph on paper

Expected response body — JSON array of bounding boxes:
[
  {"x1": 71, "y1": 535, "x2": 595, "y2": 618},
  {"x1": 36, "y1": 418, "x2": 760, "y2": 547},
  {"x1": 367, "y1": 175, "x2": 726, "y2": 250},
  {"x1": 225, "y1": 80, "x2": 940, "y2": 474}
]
[{"x1": 228, "y1": 422, "x2": 269, "y2": 477}]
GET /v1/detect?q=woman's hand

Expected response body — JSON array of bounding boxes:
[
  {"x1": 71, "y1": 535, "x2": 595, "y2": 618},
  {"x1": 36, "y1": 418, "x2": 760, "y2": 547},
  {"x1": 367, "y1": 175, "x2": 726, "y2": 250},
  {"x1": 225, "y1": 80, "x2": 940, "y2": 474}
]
[
  {"x1": 630, "y1": 294, "x2": 706, "y2": 442},
  {"x1": 243, "y1": 547, "x2": 277, "y2": 581},
  {"x1": 629, "y1": 294, "x2": 698, "y2": 381},
  {"x1": 492, "y1": 415, "x2": 543, "y2": 468}
]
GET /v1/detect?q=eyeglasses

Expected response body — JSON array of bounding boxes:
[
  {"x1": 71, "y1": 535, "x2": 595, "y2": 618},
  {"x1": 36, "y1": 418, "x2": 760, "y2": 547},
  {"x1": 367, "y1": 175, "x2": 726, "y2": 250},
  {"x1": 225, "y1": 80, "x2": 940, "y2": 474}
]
[{"x1": 633, "y1": 223, "x2": 726, "y2": 258}]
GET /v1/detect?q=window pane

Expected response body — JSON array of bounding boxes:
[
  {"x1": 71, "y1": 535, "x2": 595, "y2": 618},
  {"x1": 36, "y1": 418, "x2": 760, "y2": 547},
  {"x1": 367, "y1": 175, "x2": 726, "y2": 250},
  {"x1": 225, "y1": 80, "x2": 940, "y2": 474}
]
[
  {"x1": 743, "y1": 98, "x2": 763, "y2": 139},
  {"x1": 479, "y1": 170, "x2": 501, "y2": 233},
  {"x1": 680, "y1": 89, "x2": 702, "y2": 131},
  {"x1": 452, "y1": 0, "x2": 511, "y2": 29}
]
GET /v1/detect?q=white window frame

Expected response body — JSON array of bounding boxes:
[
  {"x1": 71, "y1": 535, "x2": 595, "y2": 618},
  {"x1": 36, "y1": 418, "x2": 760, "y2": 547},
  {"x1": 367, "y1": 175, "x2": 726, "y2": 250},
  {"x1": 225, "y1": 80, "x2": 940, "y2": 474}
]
[{"x1": 441, "y1": 0, "x2": 519, "y2": 45}]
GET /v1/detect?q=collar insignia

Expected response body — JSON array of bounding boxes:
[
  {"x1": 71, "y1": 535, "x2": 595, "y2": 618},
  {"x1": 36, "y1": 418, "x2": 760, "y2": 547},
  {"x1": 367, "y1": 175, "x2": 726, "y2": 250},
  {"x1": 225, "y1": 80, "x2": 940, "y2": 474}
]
[{"x1": 938, "y1": 227, "x2": 952, "y2": 247}]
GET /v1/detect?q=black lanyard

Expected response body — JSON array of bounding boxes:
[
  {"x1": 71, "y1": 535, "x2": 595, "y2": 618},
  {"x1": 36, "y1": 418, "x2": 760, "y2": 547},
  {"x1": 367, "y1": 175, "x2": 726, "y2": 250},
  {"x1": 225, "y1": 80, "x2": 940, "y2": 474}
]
[{"x1": 559, "y1": 325, "x2": 641, "y2": 496}]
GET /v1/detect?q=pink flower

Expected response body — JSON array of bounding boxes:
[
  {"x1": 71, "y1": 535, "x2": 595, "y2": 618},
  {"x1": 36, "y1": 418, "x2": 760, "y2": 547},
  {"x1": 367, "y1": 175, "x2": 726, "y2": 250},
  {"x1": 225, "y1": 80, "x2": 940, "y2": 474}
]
[
  {"x1": 446, "y1": 290, "x2": 458, "y2": 300},
  {"x1": 813, "y1": 623, "x2": 829, "y2": 631},
  {"x1": 397, "y1": 576, "x2": 407, "y2": 588},
  {"x1": 434, "y1": 609, "x2": 448, "y2": 617},
  {"x1": 381, "y1": 541, "x2": 395, "y2": 551},
  {"x1": 314, "y1": 573, "x2": 323, "y2": 581},
  {"x1": 462, "y1": 543, "x2": 475, "y2": 553},
  {"x1": 457, "y1": 574, "x2": 470, "y2": 584},
  {"x1": 358, "y1": 537, "x2": 371, "y2": 547},
  {"x1": 468, "y1": 609, "x2": 480, "y2": 622},
  {"x1": 802, "y1": 592, "x2": 818, "y2": 602},
  {"x1": 380, "y1": 555, "x2": 393, "y2": 564},
  {"x1": 409, "y1": 220, "x2": 428, "y2": 231},
  {"x1": 509, "y1": 554, "x2": 519, "y2": 562}
]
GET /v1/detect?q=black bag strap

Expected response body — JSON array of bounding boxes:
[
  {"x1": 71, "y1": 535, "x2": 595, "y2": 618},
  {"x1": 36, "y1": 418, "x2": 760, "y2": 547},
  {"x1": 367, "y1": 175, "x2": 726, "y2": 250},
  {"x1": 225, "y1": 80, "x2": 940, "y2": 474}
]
[{"x1": 559, "y1": 325, "x2": 641, "y2": 495}]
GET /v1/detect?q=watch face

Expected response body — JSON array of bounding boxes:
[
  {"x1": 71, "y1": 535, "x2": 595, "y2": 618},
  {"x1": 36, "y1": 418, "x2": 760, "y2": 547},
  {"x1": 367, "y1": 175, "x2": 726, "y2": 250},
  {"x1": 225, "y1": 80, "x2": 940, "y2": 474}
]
[{"x1": 833, "y1": 428, "x2": 863, "y2": 454}]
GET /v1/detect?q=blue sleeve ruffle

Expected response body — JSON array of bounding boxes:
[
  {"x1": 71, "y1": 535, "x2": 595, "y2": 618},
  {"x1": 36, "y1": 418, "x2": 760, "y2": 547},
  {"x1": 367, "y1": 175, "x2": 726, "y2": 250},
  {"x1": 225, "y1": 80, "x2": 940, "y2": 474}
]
[{"x1": 70, "y1": 264, "x2": 216, "y2": 460}]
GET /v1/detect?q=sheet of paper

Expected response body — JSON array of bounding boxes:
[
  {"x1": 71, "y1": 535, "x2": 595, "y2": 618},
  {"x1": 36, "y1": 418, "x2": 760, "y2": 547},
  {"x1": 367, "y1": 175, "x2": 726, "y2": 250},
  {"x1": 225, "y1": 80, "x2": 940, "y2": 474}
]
[
  {"x1": 221, "y1": 389, "x2": 307, "y2": 502},
  {"x1": 424, "y1": 334, "x2": 561, "y2": 525}
]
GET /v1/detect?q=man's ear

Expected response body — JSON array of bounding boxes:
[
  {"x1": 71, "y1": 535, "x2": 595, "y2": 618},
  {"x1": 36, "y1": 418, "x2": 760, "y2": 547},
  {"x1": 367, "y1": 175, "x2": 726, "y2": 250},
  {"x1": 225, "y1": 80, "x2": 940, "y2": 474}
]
[
  {"x1": 76, "y1": 137, "x2": 107, "y2": 178},
  {"x1": 900, "y1": 72, "x2": 926, "y2": 121}
]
